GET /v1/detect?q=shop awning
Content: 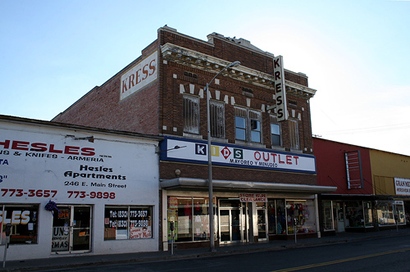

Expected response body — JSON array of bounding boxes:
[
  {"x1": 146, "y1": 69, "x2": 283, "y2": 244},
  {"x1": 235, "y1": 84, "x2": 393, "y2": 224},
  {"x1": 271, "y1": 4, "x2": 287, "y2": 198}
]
[{"x1": 160, "y1": 177, "x2": 337, "y2": 194}]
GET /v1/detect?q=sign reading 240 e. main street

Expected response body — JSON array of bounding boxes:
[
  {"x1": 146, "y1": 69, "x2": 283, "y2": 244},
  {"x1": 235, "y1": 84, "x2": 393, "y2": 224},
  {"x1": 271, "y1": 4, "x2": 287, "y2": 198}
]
[{"x1": 160, "y1": 137, "x2": 316, "y2": 174}]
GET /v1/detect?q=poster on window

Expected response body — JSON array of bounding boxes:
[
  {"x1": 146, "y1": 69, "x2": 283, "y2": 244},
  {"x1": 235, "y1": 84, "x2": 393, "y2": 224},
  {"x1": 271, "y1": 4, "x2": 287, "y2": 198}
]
[
  {"x1": 104, "y1": 206, "x2": 152, "y2": 240},
  {"x1": 52, "y1": 226, "x2": 69, "y2": 251}
]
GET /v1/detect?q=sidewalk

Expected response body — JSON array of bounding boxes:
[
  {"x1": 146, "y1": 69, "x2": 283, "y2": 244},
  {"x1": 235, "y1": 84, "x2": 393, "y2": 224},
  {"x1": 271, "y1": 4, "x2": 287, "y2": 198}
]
[{"x1": 2, "y1": 228, "x2": 410, "y2": 271}]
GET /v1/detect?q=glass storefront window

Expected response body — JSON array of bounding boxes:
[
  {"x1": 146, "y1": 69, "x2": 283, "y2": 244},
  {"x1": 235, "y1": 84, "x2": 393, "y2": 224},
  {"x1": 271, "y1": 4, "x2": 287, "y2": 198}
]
[
  {"x1": 345, "y1": 201, "x2": 373, "y2": 228},
  {"x1": 104, "y1": 205, "x2": 153, "y2": 240},
  {"x1": 375, "y1": 201, "x2": 405, "y2": 226},
  {"x1": 268, "y1": 199, "x2": 316, "y2": 235},
  {"x1": 286, "y1": 200, "x2": 315, "y2": 234},
  {"x1": 268, "y1": 199, "x2": 286, "y2": 235},
  {"x1": 395, "y1": 202, "x2": 406, "y2": 224},
  {"x1": 0, "y1": 204, "x2": 38, "y2": 245},
  {"x1": 167, "y1": 197, "x2": 211, "y2": 242}
]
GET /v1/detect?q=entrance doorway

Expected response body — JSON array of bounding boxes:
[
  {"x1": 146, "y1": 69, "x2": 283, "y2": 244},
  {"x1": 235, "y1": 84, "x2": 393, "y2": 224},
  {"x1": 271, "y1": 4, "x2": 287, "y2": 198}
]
[
  {"x1": 52, "y1": 205, "x2": 92, "y2": 253},
  {"x1": 335, "y1": 202, "x2": 345, "y2": 232},
  {"x1": 218, "y1": 200, "x2": 248, "y2": 244},
  {"x1": 257, "y1": 206, "x2": 267, "y2": 240}
]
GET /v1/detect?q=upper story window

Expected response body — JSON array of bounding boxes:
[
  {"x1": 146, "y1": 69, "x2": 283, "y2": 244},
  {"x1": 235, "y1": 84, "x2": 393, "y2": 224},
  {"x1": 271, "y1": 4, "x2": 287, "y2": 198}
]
[
  {"x1": 289, "y1": 119, "x2": 300, "y2": 150},
  {"x1": 210, "y1": 100, "x2": 225, "y2": 138},
  {"x1": 270, "y1": 116, "x2": 282, "y2": 147},
  {"x1": 183, "y1": 95, "x2": 199, "y2": 134},
  {"x1": 235, "y1": 107, "x2": 262, "y2": 143}
]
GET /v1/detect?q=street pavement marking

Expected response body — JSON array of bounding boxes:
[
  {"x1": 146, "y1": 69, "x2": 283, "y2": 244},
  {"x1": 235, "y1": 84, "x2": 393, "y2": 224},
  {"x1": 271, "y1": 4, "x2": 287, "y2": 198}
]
[{"x1": 271, "y1": 247, "x2": 410, "y2": 272}]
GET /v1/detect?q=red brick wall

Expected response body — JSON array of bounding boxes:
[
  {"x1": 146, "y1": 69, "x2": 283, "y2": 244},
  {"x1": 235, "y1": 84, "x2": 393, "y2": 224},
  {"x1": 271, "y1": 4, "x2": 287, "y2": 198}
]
[
  {"x1": 158, "y1": 29, "x2": 313, "y2": 151},
  {"x1": 54, "y1": 42, "x2": 160, "y2": 135}
]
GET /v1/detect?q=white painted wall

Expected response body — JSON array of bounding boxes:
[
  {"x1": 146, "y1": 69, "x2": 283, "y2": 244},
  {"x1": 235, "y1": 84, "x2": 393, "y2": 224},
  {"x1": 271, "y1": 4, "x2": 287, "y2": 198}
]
[{"x1": 0, "y1": 117, "x2": 159, "y2": 260}]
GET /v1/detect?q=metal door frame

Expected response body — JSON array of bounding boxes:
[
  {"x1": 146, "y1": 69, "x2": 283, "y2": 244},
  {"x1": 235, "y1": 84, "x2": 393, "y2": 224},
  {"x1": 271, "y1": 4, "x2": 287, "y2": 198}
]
[
  {"x1": 256, "y1": 205, "x2": 268, "y2": 241},
  {"x1": 218, "y1": 199, "x2": 249, "y2": 244},
  {"x1": 51, "y1": 205, "x2": 92, "y2": 254}
]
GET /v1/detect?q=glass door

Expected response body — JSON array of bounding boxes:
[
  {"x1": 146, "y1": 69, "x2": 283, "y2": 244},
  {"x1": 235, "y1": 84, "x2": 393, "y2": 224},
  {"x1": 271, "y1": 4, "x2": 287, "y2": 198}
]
[
  {"x1": 219, "y1": 199, "x2": 247, "y2": 244},
  {"x1": 72, "y1": 206, "x2": 91, "y2": 251},
  {"x1": 220, "y1": 209, "x2": 231, "y2": 242},
  {"x1": 257, "y1": 207, "x2": 267, "y2": 240},
  {"x1": 231, "y1": 209, "x2": 241, "y2": 241},
  {"x1": 335, "y1": 202, "x2": 345, "y2": 232},
  {"x1": 52, "y1": 205, "x2": 92, "y2": 253}
]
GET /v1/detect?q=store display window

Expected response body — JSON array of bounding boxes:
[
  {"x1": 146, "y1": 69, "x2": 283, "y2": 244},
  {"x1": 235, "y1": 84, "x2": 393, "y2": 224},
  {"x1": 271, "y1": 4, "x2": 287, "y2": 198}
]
[
  {"x1": 286, "y1": 200, "x2": 315, "y2": 234},
  {"x1": 268, "y1": 199, "x2": 286, "y2": 235},
  {"x1": 375, "y1": 201, "x2": 405, "y2": 226},
  {"x1": 104, "y1": 205, "x2": 153, "y2": 240},
  {"x1": 0, "y1": 204, "x2": 38, "y2": 244},
  {"x1": 345, "y1": 201, "x2": 373, "y2": 228},
  {"x1": 268, "y1": 199, "x2": 316, "y2": 235},
  {"x1": 167, "y1": 197, "x2": 210, "y2": 242}
]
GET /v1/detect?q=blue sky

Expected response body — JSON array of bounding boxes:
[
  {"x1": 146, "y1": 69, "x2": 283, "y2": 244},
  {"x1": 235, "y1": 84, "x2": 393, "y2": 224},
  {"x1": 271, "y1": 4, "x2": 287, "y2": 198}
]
[{"x1": 1, "y1": 0, "x2": 410, "y2": 155}]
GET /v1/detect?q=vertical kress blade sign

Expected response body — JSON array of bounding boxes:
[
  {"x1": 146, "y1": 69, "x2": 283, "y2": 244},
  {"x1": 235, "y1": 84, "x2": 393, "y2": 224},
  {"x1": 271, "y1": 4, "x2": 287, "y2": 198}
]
[{"x1": 273, "y1": 56, "x2": 288, "y2": 121}]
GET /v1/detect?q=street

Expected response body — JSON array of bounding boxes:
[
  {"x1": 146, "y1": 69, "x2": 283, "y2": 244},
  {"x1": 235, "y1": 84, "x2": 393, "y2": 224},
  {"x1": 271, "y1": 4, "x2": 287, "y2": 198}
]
[{"x1": 40, "y1": 234, "x2": 410, "y2": 272}]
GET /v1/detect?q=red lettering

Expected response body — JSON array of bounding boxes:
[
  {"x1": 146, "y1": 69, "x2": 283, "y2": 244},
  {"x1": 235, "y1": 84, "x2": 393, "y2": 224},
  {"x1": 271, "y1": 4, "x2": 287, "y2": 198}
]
[
  {"x1": 12, "y1": 140, "x2": 29, "y2": 151},
  {"x1": 121, "y1": 79, "x2": 128, "y2": 93},
  {"x1": 278, "y1": 154, "x2": 285, "y2": 164},
  {"x1": 136, "y1": 69, "x2": 142, "y2": 84},
  {"x1": 1, "y1": 139, "x2": 96, "y2": 157},
  {"x1": 81, "y1": 147, "x2": 95, "y2": 156},
  {"x1": 128, "y1": 74, "x2": 135, "y2": 88},
  {"x1": 49, "y1": 144, "x2": 63, "y2": 154},
  {"x1": 64, "y1": 146, "x2": 80, "y2": 155},
  {"x1": 286, "y1": 155, "x2": 292, "y2": 164},
  {"x1": 149, "y1": 59, "x2": 156, "y2": 76},
  {"x1": 30, "y1": 142, "x2": 48, "y2": 152},
  {"x1": 254, "y1": 151, "x2": 261, "y2": 160},
  {"x1": 294, "y1": 156, "x2": 299, "y2": 165},
  {"x1": 0, "y1": 139, "x2": 10, "y2": 148},
  {"x1": 142, "y1": 64, "x2": 149, "y2": 80}
]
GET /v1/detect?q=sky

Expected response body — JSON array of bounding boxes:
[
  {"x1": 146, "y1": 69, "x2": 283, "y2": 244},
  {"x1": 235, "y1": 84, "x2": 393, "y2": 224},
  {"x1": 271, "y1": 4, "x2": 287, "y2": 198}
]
[{"x1": 1, "y1": 0, "x2": 410, "y2": 156}]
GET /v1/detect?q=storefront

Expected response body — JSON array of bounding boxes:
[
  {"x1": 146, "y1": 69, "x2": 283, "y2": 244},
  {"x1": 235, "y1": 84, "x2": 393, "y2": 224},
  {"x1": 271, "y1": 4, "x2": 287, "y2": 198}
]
[
  {"x1": 321, "y1": 196, "x2": 406, "y2": 234},
  {"x1": 159, "y1": 137, "x2": 336, "y2": 249},
  {"x1": 0, "y1": 116, "x2": 160, "y2": 261},
  {"x1": 161, "y1": 181, "x2": 335, "y2": 249}
]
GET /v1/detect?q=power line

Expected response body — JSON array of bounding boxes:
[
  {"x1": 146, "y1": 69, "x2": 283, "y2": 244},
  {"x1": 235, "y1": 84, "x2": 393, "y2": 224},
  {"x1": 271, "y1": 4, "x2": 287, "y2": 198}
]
[{"x1": 319, "y1": 122, "x2": 410, "y2": 135}]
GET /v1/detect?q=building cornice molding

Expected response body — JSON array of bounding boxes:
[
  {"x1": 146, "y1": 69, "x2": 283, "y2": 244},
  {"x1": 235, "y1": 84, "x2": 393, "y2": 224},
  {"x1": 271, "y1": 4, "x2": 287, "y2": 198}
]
[{"x1": 161, "y1": 43, "x2": 316, "y2": 98}]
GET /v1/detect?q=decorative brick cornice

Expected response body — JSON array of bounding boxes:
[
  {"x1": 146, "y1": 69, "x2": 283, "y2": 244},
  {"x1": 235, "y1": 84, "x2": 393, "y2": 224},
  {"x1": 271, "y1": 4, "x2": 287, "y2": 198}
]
[{"x1": 161, "y1": 43, "x2": 316, "y2": 98}]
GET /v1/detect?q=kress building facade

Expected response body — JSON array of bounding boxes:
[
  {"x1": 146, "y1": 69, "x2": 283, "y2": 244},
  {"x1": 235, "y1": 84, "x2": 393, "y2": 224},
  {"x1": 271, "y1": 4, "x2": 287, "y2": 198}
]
[{"x1": 53, "y1": 26, "x2": 336, "y2": 250}]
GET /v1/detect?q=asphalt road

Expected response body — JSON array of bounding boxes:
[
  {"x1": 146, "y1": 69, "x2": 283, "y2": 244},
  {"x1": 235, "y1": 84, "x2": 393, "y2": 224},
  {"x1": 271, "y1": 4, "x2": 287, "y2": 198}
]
[{"x1": 42, "y1": 234, "x2": 410, "y2": 272}]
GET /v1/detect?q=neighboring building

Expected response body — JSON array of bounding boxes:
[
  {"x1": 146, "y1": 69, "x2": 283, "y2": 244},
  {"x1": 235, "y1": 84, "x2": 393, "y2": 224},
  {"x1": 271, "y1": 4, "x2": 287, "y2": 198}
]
[
  {"x1": 370, "y1": 149, "x2": 410, "y2": 227},
  {"x1": 313, "y1": 137, "x2": 374, "y2": 234},
  {"x1": 53, "y1": 26, "x2": 335, "y2": 250},
  {"x1": 0, "y1": 115, "x2": 160, "y2": 261},
  {"x1": 314, "y1": 137, "x2": 410, "y2": 234}
]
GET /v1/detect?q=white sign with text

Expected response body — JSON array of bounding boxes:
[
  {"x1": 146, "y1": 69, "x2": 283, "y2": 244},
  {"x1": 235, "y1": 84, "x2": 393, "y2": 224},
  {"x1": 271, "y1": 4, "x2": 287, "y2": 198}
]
[
  {"x1": 395, "y1": 177, "x2": 410, "y2": 196},
  {"x1": 120, "y1": 51, "x2": 157, "y2": 100}
]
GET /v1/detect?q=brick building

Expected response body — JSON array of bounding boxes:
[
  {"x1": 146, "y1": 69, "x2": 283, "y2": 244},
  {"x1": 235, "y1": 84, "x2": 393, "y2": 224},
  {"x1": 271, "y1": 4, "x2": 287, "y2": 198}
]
[{"x1": 53, "y1": 26, "x2": 335, "y2": 250}]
